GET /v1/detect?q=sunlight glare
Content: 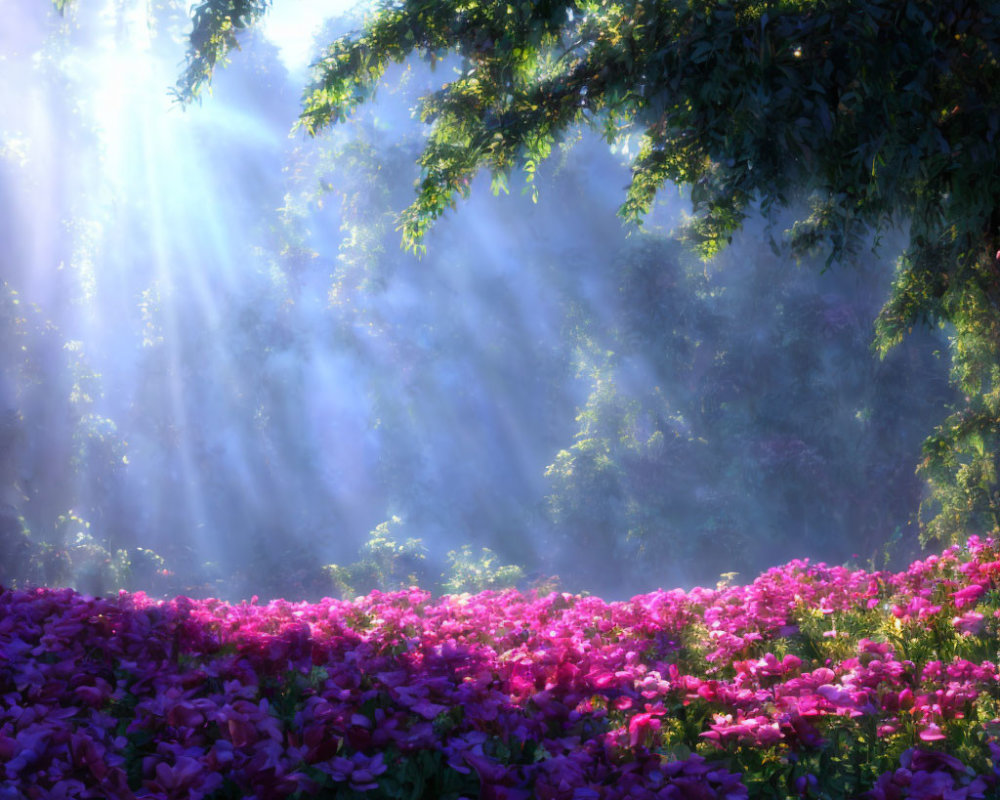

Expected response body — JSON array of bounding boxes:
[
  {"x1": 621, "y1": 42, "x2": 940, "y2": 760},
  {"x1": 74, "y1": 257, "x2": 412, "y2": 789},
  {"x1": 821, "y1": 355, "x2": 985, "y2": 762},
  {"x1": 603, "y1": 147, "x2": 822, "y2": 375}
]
[{"x1": 258, "y1": 0, "x2": 373, "y2": 76}]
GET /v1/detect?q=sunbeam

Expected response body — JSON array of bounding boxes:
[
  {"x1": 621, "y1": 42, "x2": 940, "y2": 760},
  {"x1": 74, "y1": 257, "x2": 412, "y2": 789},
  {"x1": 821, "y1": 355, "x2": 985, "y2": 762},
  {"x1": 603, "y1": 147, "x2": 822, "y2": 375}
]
[{"x1": 0, "y1": 0, "x2": 956, "y2": 604}]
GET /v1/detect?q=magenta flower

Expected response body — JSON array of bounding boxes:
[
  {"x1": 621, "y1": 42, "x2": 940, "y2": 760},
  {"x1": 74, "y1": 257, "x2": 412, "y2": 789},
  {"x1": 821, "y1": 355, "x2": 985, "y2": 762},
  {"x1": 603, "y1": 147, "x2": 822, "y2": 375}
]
[
  {"x1": 951, "y1": 584, "x2": 986, "y2": 609},
  {"x1": 6, "y1": 539, "x2": 1000, "y2": 799},
  {"x1": 628, "y1": 711, "x2": 663, "y2": 748}
]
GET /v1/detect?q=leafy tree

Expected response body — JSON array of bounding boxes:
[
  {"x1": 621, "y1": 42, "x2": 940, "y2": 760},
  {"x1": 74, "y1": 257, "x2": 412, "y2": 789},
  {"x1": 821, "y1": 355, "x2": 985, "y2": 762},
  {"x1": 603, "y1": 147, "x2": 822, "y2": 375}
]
[
  {"x1": 545, "y1": 231, "x2": 954, "y2": 593},
  {"x1": 174, "y1": 0, "x2": 1000, "y2": 546}
]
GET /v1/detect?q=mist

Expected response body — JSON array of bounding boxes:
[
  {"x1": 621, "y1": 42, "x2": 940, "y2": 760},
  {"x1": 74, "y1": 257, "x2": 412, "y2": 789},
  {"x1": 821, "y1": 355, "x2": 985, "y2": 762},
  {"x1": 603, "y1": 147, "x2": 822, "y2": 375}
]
[{"x1": 0, "y1": 0, "x2": 955, "y2": 602}]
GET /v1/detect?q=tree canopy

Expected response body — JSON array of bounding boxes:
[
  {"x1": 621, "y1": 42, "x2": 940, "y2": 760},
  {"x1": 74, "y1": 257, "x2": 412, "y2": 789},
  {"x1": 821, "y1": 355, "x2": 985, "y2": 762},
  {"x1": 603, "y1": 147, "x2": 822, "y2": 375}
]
[
  {"x1": 175, "y1": 0, "x2": 1000, "y2": 544},
  {"x1": 180, "y1": 1, "x2": 999, "y2": 249}
]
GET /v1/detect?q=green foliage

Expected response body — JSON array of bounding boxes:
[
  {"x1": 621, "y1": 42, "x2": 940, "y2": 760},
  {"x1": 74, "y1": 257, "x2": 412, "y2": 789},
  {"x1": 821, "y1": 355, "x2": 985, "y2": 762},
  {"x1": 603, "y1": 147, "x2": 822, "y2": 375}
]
[
  {"x1": 324, "y1": 523, "x2": 529, "y2": 597},
  {"x1": 0, "y1": 507, "x2": 175, "y2": 596},
  {"x1": 877, "y1": 237, "x2": 1000, "y2": 543},
  {"x1": 918, "y1": 402, "x2": 1000, "y2": 545},
  {"x1": 324, "y1": 517, "x2": 430, "y2": 598},
  {"x1": 441, "y1": 544, "x2": 524, "y2": 594},
  {"x1": 376, "y1": 748, "x2": 480, "y2": 800},
  {"x1": 174, "y1": 0, "x2": 271, "y2": 102},
  {"x1": 0, "y1": 511, "x2": 35, "y2": 587},
  {"x1": 239, "y1": 0, "x2": 1000, "y2": 264}
]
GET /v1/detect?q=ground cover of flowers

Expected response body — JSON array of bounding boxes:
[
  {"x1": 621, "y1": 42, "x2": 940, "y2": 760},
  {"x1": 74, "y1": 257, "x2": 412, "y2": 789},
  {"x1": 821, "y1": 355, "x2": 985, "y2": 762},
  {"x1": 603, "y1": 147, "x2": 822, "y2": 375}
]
[{"x1": 5, "y1": 540, "x2": 1000, "y2": 799}]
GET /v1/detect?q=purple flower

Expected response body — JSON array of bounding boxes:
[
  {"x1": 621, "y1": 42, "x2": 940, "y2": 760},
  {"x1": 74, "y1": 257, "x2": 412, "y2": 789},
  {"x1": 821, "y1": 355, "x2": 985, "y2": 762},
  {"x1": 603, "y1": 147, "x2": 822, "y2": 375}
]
[
  {"x1": 794, "y1": 773, "x2": 818, "y2": 797},
  {"x1": 902, "y1": 749, "x2": 966, "y2": 774},
  {"x1": 324, "y1": 751, "x2": 386, "y2": 792}
]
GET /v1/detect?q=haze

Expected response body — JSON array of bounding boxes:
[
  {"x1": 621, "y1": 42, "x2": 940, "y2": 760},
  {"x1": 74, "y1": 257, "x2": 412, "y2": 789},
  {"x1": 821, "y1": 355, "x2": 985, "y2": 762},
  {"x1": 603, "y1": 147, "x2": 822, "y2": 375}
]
[{"x1": 0, "y1": 0, "x2": 954, "y2": 602}]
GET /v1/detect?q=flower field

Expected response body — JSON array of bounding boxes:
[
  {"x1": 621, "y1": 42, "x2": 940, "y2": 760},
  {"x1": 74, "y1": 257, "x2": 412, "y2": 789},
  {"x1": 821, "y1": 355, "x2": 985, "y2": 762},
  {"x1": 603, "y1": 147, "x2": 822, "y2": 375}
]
[{"x1": 4, "y1": 540, "x2": 1000, "y2": 799}]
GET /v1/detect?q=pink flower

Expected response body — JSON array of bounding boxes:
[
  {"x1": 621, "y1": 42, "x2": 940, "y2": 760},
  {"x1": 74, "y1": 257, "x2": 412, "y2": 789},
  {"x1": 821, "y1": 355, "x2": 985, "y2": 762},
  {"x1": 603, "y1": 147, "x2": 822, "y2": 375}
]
[
  {"x1": 918, "y1": 723, "x2": 947, "y2": 742},
  {"x1": 951, "y1": 584, "x2": 986, "y2": 609},
  {"x1": 628, "y1": 709, "x2": 664, "y2": 748},
  {"x1": 952, "y1": 611, "x2": 986, "y2": 636},
  {"x1": 816, "y1": 684, "x2": 852, "y2": 707}
]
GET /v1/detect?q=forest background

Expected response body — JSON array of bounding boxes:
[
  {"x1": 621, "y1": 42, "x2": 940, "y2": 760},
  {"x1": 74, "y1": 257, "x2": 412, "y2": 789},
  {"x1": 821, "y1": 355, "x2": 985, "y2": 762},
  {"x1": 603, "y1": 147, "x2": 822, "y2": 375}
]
[{"x1": 0, "y1": 0, "x2": 974, "y2": 601}]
